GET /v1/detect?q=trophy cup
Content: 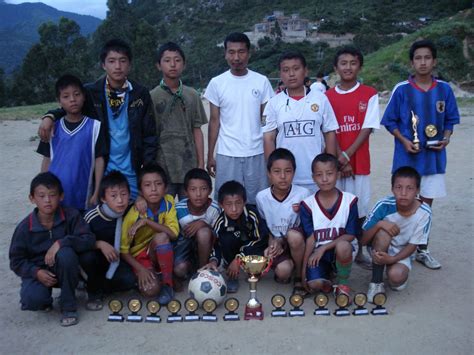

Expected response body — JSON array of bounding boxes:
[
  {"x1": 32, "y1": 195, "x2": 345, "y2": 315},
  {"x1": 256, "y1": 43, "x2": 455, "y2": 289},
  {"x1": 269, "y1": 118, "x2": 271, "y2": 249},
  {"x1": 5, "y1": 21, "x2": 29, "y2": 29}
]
[
  {"x1": 334, "y1": 294, "x2": 350, "y2": 317},
  {"x1": 239, "y1": 255, "x2": 272, "y2": 320},
  {"x1": 166, "y1": 300, "x2": 183, "y2": 323},
  {"x1": 411, "y1": 111, "x2": 420, "y2": 151},
  {"x1": 371, "y1": 293, "x2": 388, "y2": 315},
  {"x1": 145, "y1": 300, "x2": 161, "y2": 323},
  {"x1": 352, "y1": 293, "x2": 369, "y2": 316},
  {"x1": 184, "y1": 298, "x2": 200, "y2": 322},
  {"x1": 425, "y1": 124, "x2": 440, "y2": 147},
  {"x1": 313, "y1": 294, "x2": 330, "y2": 316},
  {"x1": 223, "y1": 298, "x2": 240, "y2": 321},
  {"x1": 289, "y1": 294, "x2": 305, "y2": 317},
  {"x1": 202, "y1": 299, "x2": 218, "y2": 322},
  {"x1": 271, "y1": 294, "x2": 287, "y2": 317},
  {"x1": 126, "y1": 299, "x2": 143, "y2": 322},
  {"x1": 107, "y1": 300, "x2": 124, "y2": 322}
]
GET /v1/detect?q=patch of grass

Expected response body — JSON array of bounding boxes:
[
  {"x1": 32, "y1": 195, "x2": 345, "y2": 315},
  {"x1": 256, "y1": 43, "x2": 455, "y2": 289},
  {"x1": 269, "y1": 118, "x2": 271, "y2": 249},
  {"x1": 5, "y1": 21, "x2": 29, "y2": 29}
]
[
  {"x1": 0, "y1": 102, "x2": 56, "y2": 121},
  {"x1": 457, "y1": 97, "x2": 474, "y2": 106}
]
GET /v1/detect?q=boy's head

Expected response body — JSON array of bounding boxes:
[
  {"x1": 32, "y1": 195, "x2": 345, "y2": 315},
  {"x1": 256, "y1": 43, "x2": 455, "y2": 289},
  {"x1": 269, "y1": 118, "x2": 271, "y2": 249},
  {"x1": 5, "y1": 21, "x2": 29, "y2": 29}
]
[
  {"x1": 218, "y1": 180, "x2": 246, "y2": 221},
  {"x1": 184, "y1": 168, "x2": 212, "y2": 209},
  {"x1": 409, "y1": 39, "x2": 437, "y2": 77},
  {"x1": 55, "y1": 74, "x2": 85, "y2": 115},
  {"x1": 333, "y1": 46, "x2": 364, "y2": 83},
  {"x1": 156, "y1": 42, "x2": 186, "y2": 80},
  {"x1": 267, "y1": 148, "x2": 296, "y2": 192},
  {"x1": 391, "y1": 166, "x2": 420, "y2": 208},
  {"x1": 224, "y1": 32, "x2": 250, "y2": 75},
  {"x1": 311, "y1": 153, "x2": 339, "y2": 192},
  {"x1": 29, "y1": 172, "x2": 64, "y2": 215},
  {"x1": 100, "y1": 39, "x2": 132, "y2": 85},
  {"x1": 138, "y1": 163, "x2": 168, "y2": 205},
  {"x1": 99, "y1": 170, "x2": 130, "y2": 214},
  {"x1": 278, "y1": 51, "x2": 308, "y2": 91}
]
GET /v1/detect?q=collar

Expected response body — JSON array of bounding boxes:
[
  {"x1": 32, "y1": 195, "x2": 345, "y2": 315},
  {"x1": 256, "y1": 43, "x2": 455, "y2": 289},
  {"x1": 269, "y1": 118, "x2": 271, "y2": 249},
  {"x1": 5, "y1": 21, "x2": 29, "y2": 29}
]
[
  {"x1": 223, "y1": 205, "x2": 249, "y2": 228},
  {"x1": 106, "y1": 77, "x2": 133, "y2": 92},
  {"x1": 408, "y1": 75, "x2": 437, "y2": 92},
  {"x1": 29, "y1": 207, "x2": 66, "y2": 232},
  {"x1": 335, "y1": 81, "x2": 360, "y2": 94}
]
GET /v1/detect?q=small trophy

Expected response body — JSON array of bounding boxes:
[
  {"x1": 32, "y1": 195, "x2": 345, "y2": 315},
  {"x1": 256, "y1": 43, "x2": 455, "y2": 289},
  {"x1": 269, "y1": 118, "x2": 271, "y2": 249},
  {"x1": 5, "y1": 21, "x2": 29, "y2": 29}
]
[
  {"x1": 352, "y1": 293, "x2": 369, "y2": 316},
  {"x1": 289, "y1": 294, "x2": 305, "y2": 317},
  {"x1": 334, "y1": 294, "x2": 350, "y2": 317},
  {"x1": 145, "y1": 300, "x2": 161, "y2": 323},
  {"x1": 371, "y1": 293, "x2": 388, "y2": 315},
  {"x1": 202, "y1": 299, "x2": 218, "y2": 322},
  {"x1": 126, "y1": 299, "x2": 143, "y2": 322},
  {"x1": 411, "y1": 111, "x2": 420, "y2": 151},
  {"x1": 166, "y1": 300, "x2": 183, "y2": 323},
  {"x1": 425, "y1": 124, "x2": 440, "y2": 147},
  {"x1": 107, "y1": 299, "x2": 124, "y2": 322},
  {"x1": 271, "y1": 294, "x2": 287, "y2": 317},
  {"x1": 313, "y1": 293, "x2": 330, "y2": 316},
  {"x1": 184, "y1": 298, "x2": 200, "y2": 322},
  {"x1": 223, "y1": 298, "x2": 240, "y2": 321}
]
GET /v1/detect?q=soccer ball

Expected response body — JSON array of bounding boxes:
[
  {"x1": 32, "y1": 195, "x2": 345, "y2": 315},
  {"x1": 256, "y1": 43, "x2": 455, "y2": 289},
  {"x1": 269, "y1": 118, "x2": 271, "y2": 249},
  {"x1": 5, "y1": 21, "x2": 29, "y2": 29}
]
[{"x1": 188, "y1": 269, "x2": 227, "y2": 306}]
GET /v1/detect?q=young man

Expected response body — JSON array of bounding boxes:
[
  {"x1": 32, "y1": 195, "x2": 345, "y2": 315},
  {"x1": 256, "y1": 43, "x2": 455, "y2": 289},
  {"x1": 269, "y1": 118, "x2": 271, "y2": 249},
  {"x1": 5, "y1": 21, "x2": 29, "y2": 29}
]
[
  {"x1": 381, "y1": 39, "x2": 460, "y2": 269},
  {"x1": 256, "y1": 148, "x2": 311, "y2": 295},
  {"x1": 38, "y1": 39, "x2": 158, "y2": 200},
  {"x1": 263, "y1": 51, "x2": 338, "y2": 193},
  {"x1": 9, "y1": 172, "x2": 95, "y2": 326},
  {"x1": 325, "y1": 46, "x2": 380, "y2": 269},
  {"x1": 204, "y1": 32, "x2": 274, "y2": 204},
  {"x1": 361, "y1": 167, "x2": 432, "y2": 302},
  {"x1": 150, "y1": 42, "x2": 207, "y2": 200}
]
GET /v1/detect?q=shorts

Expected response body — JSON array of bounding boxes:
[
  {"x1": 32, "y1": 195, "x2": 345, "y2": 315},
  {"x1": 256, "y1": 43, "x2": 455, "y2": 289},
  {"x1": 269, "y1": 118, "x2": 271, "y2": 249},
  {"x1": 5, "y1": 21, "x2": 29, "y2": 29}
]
[
  {"x1": 388, "y1": 245, "x2": 412, "y2": 270},
  {"x1": 306, "y1": 248, "x2": 336, "y2": 282},
  {"x1": 420, "y1": 174, "x2": 446, "y2": 199},
  {"x1": 173, "y1": 236, "x2": 196, "y2": 266},
  {"x1": 336, "y1": 174, "x2": 371, "y2": 218},
  {"x1": 271, "y1": 240, "x2": 291, "y2": 270},
  {"x1": 134, "y1": 249, "x2": 154, "y2": 272}
]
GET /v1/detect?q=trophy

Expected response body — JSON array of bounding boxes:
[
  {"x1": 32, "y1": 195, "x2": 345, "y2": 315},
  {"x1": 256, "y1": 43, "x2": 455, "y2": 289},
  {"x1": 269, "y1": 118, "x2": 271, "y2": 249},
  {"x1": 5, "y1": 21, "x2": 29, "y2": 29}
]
[
  {"x1": 184, "y1": 298, "x2": 200, "y2": 322},
  {"x1": 371, "y1": 293, "x2": 388, "y2": 315},
  {"x1": 352, "y1": 293, "x2": 369, "y2": 316},
  {"x1": 223, "y1": 298, "x2": 240, "y2": 321},
  {"x1": 425, "y1": 124, "x2": 440, "y2": 147},
  {"x1": 126, "y1": 299, "x2": 143, "y2": 322},
  {"x1": 107, "y1": 299, "x2": 124, "y2": 322},
  {"x1": 202, "y1": 299, "x2": 218, "y2": 322},
  {"x1": 411, "y1": 111, "x2": 420, "y2": 151},
  {"x1": 313, "y1": 294, "x2": 330, "y2": 316},
  {"x1": 145, "y1": 300, "x2": 161, "y2": 323},
  {"x1": 271, "y1": 294, "x2": 287, "y2": 317},
  {"x1": 239, "y1": 255, "x2": 272, "y2": 320},
  {"x1": 166, "y1": 300, "x2": 183, "y2": 323},
  {"x1": 289, "y1": 294, "x2": 305, "y2": 317},
  {"x1": 334, "y1": 293, "x2": 350, "y2": 317}
]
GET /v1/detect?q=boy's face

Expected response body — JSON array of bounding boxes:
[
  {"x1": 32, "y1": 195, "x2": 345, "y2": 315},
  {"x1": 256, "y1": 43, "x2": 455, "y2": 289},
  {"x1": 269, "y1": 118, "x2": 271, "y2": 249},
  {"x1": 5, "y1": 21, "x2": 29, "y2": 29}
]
[
  {"x1": 186, "y1": 178, "x2": 211, "y2": 209},
  {"x1": 268, "y1": 159, "x2": 295, "y2": 192},
  {"x1": 102, "y1": 50, "x2": 131, "y2": 85},
  {"x1": 220, "y1": 194, "x2": 245, "y2": 221},
  {"x1": 58, "y1": 85, "x2": 85, "y2": 115},
  {"x1": 29, "y1": 185, "x2": 63, "y2": 216},
  {"x1": 157, "y1": 50, "x2": 185, "y2": 80},
  {"x1": 140, "y1": 173, "x2": 166, "y2": 205},
  {"x1": 225, "y1": 42, "x2": 250, "y2": 74},
  {"x1": 411, "y1": 47, "x2": 436, "y2": 77},
  {"x1": 101, "y1": 184, "x2": 130, "y2": 214},
  {"x1": 312, "y1": 161, "x2": 338, "y2": 192},
  {"x1": 392, "y1": 176, "x2": 419, "y2": 209},
  {"x1": 335, "y1": 54, "x2": 361, "y2": 83},
  {"x1": 280, "y1": 58, "x2": 307, "y2": 91}
]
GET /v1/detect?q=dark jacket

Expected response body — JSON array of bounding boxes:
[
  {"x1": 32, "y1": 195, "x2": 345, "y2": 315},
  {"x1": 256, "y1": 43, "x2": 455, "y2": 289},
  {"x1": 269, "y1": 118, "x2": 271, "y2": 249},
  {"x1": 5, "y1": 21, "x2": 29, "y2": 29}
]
[
  {"x1": 45, "y1": 77, "x2": 158, "y2": 172},
  {"x1": 9, "y1": 207, "x2": 95, "y2": 279}
]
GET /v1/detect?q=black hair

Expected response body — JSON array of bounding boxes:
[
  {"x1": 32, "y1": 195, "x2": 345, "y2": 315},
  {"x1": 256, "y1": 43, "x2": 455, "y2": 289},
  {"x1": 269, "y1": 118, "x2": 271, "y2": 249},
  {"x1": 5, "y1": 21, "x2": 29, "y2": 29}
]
[
  {"x1": 278, "y1": 50, "x2": 307, "y2": 68},
  {"x1": 99, "y1": 170, "x2": 130, "y2": 199},
  {"x1": 391, "y1": 166, "x2": 421, "y2": 188},
  {"x1": 156, "y1": 41, "x2": 186, "y2": 64},
  {"x1": 311, "y1": 153, "x2": 339, "y2": 172},
  {"x1": 316, "y1": 72, "x2": 324, "y2": 79},
  {"x1": 224, "y1": 32, "x2": 250, "y2": 50},
  {"x1": 184, "y1": 168, "x2": 212, "y2": 190},
  {"x1": 267, "y1": 148, "x2": 296, "y2": 172},
  {"x1": 218, "y1": 180, "x2": 246, "y2": 203},
  {"x1": 409, "y1": 39, "x2": 437, "y2": 60},
  {"x1": 55, "y1": 74, "x2": 84, "y2": 99},
  {"x1": 333, "y1": 46, "x2": 364, "y2": 67},
  {"x1": 100, "y1": 39, "x2": 132, "y2": 63},
  {"x1": 30, "y1": 172, "x2": 63, "y2": 196},
  {"x1": 138, "y1": 163, "x2": 169, "y2": 190}
]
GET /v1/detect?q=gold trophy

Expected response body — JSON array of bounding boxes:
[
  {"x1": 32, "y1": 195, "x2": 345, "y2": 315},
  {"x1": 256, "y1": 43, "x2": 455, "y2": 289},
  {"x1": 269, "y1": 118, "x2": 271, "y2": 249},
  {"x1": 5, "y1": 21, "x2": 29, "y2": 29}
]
[
  {"x1": 223, "y1": 298, "x2": 240, "y2": 321},
  {"x1": 239, "y1": 255, "x2": 272, "y2": 320},
  {"x1": 107, "y1": 299, "x2": 124, "y2": 322},
  {"x1": 425, "y1": 124, "x2": 440, "y2": 147},
  {"x1": 145, "y1": 300, "x2": 161, "y2": 323},
  {"x1": 371, "y1": 293, "x2": 388, "y2": 315},
  {"x1": 352, "y1": 293, "x2": 369, "y2": 316},
  {"x1": 126, "y1": 299, "x2": 143, "y2": 322},
  {"x1": 411, "y1": 111, "x2": 420, "y2": 151}
]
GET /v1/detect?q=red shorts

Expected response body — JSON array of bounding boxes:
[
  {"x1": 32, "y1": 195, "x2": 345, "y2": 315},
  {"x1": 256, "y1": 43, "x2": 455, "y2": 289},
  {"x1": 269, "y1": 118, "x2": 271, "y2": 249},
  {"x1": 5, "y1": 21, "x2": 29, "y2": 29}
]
[{"x1": 134, "y1": 249, "x2": 154, "y2": 272}]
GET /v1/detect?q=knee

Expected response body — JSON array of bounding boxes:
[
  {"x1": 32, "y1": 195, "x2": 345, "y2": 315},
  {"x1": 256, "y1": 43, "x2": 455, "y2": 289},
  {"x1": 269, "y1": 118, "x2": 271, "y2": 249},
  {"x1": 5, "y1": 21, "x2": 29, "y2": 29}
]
[
  {"x1": 335, "y1": 240, "x2": 352, "y2": 260},
  {"x1": 173, "y1": 262, "x2": 190, "y2": 279},
  {"x1": 20, "y1": 281, "x2": 51, "y2": 310},
  {"x1": 373, "y1": 230, "x2": 391, "y2": 250},
  {"x1": 275, "y1": 260, "x2": 293, "y2": 279},
  {"x1": 196, "y1": 227, "x2": 213, "y2": 244},
  {"x1": 287, "y1": 230, "x2": 304, "y2": 249},
  {"x1": 151, "y1": 233, "x2": 170, "y2": 246},
  {"x1": 307, "y1": 279, "x2": 326, "y2": 292},
  {"x1": 387, "y1": 265, "x2": 408, "y2": 285},
  {"x1": 56, "y1": 247, "x2": 79, "y2": 268},
  {"x1": 78, "y1": 250, "x2": 98, "y2": 269},
  {"x1": 139, "y1": 281, "x2": 161, "y2": 298}
]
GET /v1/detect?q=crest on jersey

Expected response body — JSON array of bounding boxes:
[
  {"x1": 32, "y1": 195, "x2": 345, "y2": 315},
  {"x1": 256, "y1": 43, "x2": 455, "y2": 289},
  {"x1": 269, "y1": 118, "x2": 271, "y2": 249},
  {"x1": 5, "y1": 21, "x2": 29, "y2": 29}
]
[
  {"x1": 358, "y1": 101, "x2": 367, "y2": 112},
  {"x1": 261, "y1": 115, "x2": 267, "y2": 127},
  {"x1": 252, "y1": 89, "x2": 260, "y2": 97},
  {"x1": 436, "y1": 101, "x2": 445, "y2": 113},
  {"x1": 311, "y1": 104, "x2": 319, "y2": 112}
]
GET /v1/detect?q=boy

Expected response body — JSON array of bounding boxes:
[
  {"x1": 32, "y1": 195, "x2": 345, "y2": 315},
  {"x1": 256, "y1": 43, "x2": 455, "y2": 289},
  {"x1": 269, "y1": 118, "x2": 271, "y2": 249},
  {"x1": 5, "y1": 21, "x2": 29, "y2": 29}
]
[
  {"x1": 300, "y1": 154, "x2": 358, "y2": 298},
  {"x1": 174, "y1": 168, "x2": 220, "y2": 287},
  {"x1": 325, "y1": 46, "x2": 380, "y2": 269},
  {"x1": 361, "y1": 167, "x2": 432, "y2": 302},
  {"x1": 263, "y1": 51, "x2": 338, "y2": 193},
  {"x1": 80, "y1": 171, "x2": 137, "y2": 310},
  {"x1": 150, "y1": 42, "x2": 208, "y2": 200},
  {"x1": 120, "y1": 164, "x2": 179, "y2": 304},
  {"x1": 37, "y1": 74, "x2": 106, "y2": 210},
  {"x1": 9, "y1": 172, "x2": 95, "y2": 326},
  {"x1": 256, "y1": 148, "x2": 311, "y2": 295},
  {"x1": 381, "y1": 39, "x2": 460, "y2": 269},
  {"x1": 204, "y1": 181, "x2": 268, "y2": 292}
]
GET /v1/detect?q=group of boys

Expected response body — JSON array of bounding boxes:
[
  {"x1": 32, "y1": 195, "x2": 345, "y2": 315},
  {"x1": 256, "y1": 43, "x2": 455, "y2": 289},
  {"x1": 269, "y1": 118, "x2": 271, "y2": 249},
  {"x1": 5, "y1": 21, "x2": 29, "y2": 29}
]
[{"x1": 9, "y1": 33, "x2": 459, "y2": 327}]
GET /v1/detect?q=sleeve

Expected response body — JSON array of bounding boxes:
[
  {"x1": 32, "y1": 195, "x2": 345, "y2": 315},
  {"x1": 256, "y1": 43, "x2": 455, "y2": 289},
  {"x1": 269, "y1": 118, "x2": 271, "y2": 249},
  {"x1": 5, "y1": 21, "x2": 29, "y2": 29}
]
[
  {"x1": 299, "y1": 201, "x2": 314, "y2": 239},
  {"x1": 9, "y1": 223, "x2": 40, "y2": 279},
  {"x1": 344, "y1": 198, "x2": 359, "y2": 236},
  {"x1": 381, "y1": 87, "x2": 401, "y2": 133},
  {"x1": 203, "y1": 79, "x2": 220, "y2": 107},
  {"x1": 43, "y1": 108, "x2": 66, "y2": 121},
  {"x1": 362, "y1": 199, "x2": 388, "y2": 231},
  {"x1": 240, "y1": 210, "x2": 268, "y2": 257},
  {"x1": 262, "y1": 98, "x2": 278, "y2": 133},
  {"x1": 361, "y1": 93, "x2": 380, "y2": 129},
  {"x1": 255, "y1": 193, "x2": 266, "y2": 220},
  {"x1": 204, "y1": 203, "x2": 221, "y2": 227},
  {"x1": 141, "y1": 90, "x2": 158, "y2": 166},
  {"x1": 321, "y1": 96, "x2": 339, "y2": 133},
  {"x1": 94, "y1": 120, "x2": 107, "y2": 158},
  {"x1": 209, "y1": 216, "x2": 224, "y2": 264},
  {"x1": 120, "y1": 208, "x2": 138, "y2": 254},
  {"x1": 444, "y1": 86, "x2": 461, "y2": 131},
  {"x1": 37, "y1": 141, "x2": 51, "y2": 157},
  {"x1": 409, "y1": 208, "x2": 431, "y2": 246},
  {"x1": 193, "y1": 91, "x2": 208, "y2": 127},
  {"x1": 163, "y1": 199, "x2": 180, "y2": 240},
  {"x1": 261, "y1": 77, "x2": 274, "y2": 104},
  {"x1": 58, "y1": 209, "x2": 96, "y2": 252}
]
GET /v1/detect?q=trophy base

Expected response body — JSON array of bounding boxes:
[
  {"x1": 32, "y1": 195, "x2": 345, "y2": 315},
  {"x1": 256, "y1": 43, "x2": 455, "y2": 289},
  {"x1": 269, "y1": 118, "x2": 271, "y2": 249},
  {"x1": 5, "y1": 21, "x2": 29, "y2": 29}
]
[
  {"x1": 353, "y1": 308, "x2": 369, "y2": 316},
  {"x1": 271, "y1": 310, "x2": 287, "y2": 317},
  {"x1": 244, "y1": 305, "x2": 264, "y2": 320},
  {"x1": 426, "y1": 140, "x2": 440, "y2": 147},
  {"x1": 223, "y1": 313, "x2": 240, "y2": 321},
  {"x1": 167, "y1": 315, "x2": 183, "y2": 323},
  {"x1": 126, "y1": 314, "x2": 143, "y2": 322},
  {"x1": 334, "y1": 308, "x2": 350, "y2": 317},
  {"x1": 145, "y1": 315, "x2": 161, "y2": 323},
  {"x1": 108, "y1": 314, "x2": 124, "y2": 322},
  {"x1": 314, "y1": 308, "x2": 330, "y2": 316},
  {"x1": 371, "y1": 307, "x2": 388, "y2": 316},
  {"x1": 184, "y1": 315, "x2": 200, "y2": 322}
]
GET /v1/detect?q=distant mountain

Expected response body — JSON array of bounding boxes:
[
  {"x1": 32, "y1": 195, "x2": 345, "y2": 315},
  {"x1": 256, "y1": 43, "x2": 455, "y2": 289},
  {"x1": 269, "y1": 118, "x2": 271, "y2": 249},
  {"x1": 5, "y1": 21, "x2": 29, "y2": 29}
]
[{"x1": 0, "y1": 1, "x2": 102, "y2": 74}]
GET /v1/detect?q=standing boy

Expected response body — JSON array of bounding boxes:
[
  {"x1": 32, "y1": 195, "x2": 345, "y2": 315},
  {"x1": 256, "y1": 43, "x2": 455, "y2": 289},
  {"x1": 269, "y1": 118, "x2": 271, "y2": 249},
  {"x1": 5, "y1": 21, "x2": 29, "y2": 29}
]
[
  {"x1": 204, "y1": 32, "x2": 274, "y2": 204},
  {"x1": 381, "y1": 39, "x2": 460, "y2": 269},
  {"x1": 150, "y1": 42, "x2": 208, "y2": 200}
]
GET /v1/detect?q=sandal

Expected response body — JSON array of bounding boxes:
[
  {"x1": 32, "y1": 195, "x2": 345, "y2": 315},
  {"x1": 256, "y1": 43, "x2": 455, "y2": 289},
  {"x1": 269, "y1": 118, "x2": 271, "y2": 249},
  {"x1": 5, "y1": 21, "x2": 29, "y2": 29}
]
[
  {"x1": 273, "y1": 274, "x2": 291, "y2": 284},
  {"x1": 292, "y1": 277, "x2": 309, "y2": 297},
  {"x1": 60, "y1": 311, "x2": 79, "y2": 327},
  {"x1": 86, "y1": 298, "x2": 103, "y2": 311}
]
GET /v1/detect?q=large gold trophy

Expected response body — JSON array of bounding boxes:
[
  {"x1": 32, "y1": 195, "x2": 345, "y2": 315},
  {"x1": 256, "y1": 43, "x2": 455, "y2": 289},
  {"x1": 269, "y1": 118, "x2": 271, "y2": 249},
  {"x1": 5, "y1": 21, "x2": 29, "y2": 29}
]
[{"x1": 239, "y1": 255, "x2": 272, "y2": 320}]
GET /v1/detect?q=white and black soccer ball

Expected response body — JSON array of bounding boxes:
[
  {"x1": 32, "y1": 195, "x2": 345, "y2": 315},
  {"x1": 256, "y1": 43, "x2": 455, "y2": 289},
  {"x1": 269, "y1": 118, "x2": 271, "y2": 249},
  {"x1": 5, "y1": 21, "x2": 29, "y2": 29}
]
[{"x1": 188, "y1": 269, "x2": 227, "y2": 305}]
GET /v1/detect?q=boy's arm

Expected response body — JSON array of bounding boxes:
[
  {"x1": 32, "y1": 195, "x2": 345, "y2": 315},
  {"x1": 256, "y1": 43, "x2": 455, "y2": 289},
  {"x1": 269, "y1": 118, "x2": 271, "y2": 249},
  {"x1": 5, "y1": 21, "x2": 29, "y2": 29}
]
[
  {"x1": 9, "y1": 225, "x2": 41, "y2": 279},
  {"x1": 302, "y1": 235, "x2": 315, "y2": 282},
  {"x1": 59, "y1": 210, "x2": 96, "y2": 252},
  {"x1": 140, "y1": 91, "x2": 158, "y2": 166},
  {"x1": 239, "y1": 211, "x2": 269, "y2": 257},
  {"x1": 41, "y1": 157, "x2": 51, "y2": 173},
  {"x1": 90, "y1": 156, "x2": 104, "y2": 206},
  {"x1": 299, "y1": 201, "x2": 315, "y2": 239},
  {"x1": 323, "y1": 131, "x2": 337, "y2": 156},
  {"x1": 192, "y1": 127, "x2": 205, "y2": 169},
  {"x1": 321, "y1": 96, "x2": 339, "y2": 156},
  {"x1": 38, "y1": 108, "x2": 64, "y2": 141},
  {"x1": 374, "y1": 243, "x2": 417, "y2": 266},
  {"x1": 262, "y1": 100, "x2": 277, "y2": 160},
  {"x1": 207, "y1": 103, "x2": 220, "y2": 177}
]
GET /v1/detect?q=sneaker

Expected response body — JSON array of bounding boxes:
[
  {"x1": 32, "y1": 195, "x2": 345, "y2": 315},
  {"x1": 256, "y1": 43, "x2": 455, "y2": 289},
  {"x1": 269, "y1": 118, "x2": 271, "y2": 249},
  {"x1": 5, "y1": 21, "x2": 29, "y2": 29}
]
[
  {"x1": 367, "y1": 282, "x2": 385, "y2": 304},
  {"x1": 157, "y1": 284, "x2": 174, "y2": 305},
  {"x1": 333, "y1": 284, "x2": 351, "y2": 303},
  {"x1": 390, "y1": 280, "x2": 408, "y2": 291},
  {"x1": 416, "y1": 250, "x2": 441, "y2": 269},
  {"x1": 227, "y1": 279, "x2": 240, "y2": 293}
]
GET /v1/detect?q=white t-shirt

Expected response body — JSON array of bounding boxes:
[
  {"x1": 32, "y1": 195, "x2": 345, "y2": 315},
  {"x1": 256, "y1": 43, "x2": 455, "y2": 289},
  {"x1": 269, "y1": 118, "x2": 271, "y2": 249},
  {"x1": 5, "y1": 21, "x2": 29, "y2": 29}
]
[
  {"x1": 256, "y1": 185, "x2": 311, "y2": 237},
  {"x1": 310, "y1": 81, "x2": 326, "y2": 93},
  {"x1": 262, "y1": 89, "x2": 339, "y2": 184},
  {"x1": 204, "y1": 69, "x2": 274, "y2": 157}
]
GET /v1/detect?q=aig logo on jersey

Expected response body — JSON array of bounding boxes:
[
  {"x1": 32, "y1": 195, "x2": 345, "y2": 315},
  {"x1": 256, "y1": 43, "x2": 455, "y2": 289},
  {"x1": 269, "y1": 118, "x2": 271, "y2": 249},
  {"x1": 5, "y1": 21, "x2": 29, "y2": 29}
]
[
  {"x1": 436, "y1": 101, "x2": 445, "y2": 113},
  {"x1": 358, "y1": 101, "x2": 367, "y2": 112},
  {"x1": 283, "y1": 120, "x2": 315, "y2": 138}
]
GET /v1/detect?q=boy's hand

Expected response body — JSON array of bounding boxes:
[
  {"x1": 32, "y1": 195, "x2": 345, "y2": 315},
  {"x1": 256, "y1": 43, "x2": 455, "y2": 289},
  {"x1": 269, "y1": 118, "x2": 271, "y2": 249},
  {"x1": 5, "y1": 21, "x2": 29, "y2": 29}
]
[
  {"x1": 134, "y1": 196, "x2": 148, "y2": 215},
  {"x1": 45, "y1": 241, "x2": 60, "y2": 267},
  {"x1": 38, "y1": 116, "x2": 54, "y2": 142},
  {"x1": 379, "y1": 221, "x2": 400, "y2": 237},
  {"x1": 98, "y1": 241, "x2": 119, "y2": 263},
  {"x1": 206, "y1": 157, "x2": 216, "y2": 177},
  {"x1": 128, "y1": 219, "x2": 147, "y2": 239},
  {"x1": 401, "y1": 138, "x2": 420, "y2": 154},
  {"x1": 136, "y1": 267, "x2": 156, "y2": 292},
  {"x1": 341, "y1": 163, "x2": 354, "y2": 179},
  {"x1": 227, "y1": 258, "x2": 240, "y2": 279},
  {"x1": 264, "y1": 239, "x2": 284, "y2": 258},
  {"x1": 338, "y1": 154, "x2": 349, "y2": 168},
  {"x1": 428, "y1": 139, "x2": 449, "y2": 151},
  {"x1": 89, "y1": 192, "x2": 99, "y2": 207},
  {"x1": 37, "y1": 269, "x2": 57, "y2": 287},
  {"x1": 372, "y1": 250, "x2": 394, "y2": 265},
  {"x1": 308, "y1": 247, "x2": 325, "y2": 267},
  {"x1": 199, "y1": 261, "x2": 218, "y2": 272},
  {"x1": 184, "y1": 220, "x2": 207, "y2": 238}
]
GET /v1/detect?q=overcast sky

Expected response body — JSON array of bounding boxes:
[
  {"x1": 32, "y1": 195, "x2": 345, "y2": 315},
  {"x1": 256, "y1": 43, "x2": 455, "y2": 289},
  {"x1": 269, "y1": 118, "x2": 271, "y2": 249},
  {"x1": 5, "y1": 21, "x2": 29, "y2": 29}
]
[{"x1": 6, "y1": 1, "x2": 108, "y2": 19}]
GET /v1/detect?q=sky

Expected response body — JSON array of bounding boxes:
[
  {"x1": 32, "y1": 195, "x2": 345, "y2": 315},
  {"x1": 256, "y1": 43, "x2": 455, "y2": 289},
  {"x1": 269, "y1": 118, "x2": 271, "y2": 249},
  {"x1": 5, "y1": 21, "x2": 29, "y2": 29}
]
[{"x1": 6, "y1": 1, "x2": 108, "y2": 19}]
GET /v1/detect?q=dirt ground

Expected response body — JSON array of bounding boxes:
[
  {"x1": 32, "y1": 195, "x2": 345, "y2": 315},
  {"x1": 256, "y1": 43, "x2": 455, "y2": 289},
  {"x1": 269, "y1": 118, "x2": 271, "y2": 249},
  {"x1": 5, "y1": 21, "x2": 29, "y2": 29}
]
[{"x1": 0, "y1": 103, "x2": 472, "y2": 354}]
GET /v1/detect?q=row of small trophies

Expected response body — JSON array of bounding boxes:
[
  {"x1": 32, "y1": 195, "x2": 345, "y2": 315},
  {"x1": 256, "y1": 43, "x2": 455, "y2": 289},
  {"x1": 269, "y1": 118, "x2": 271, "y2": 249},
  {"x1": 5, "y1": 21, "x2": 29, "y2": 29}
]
[{"x1": 107, "y1": 291, "x2": 388, "y2": 323}]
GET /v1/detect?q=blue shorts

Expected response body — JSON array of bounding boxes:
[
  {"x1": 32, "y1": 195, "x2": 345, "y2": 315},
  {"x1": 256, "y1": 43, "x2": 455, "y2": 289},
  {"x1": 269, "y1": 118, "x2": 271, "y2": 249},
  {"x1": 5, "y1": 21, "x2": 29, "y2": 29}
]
[
  {"x1": 306, "y1": 248, "x2": 336, "y2": 282},
  {"x1": 173, "y1": 235, "x2": 195, "y2": 266}
]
